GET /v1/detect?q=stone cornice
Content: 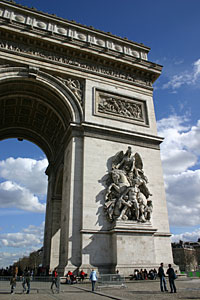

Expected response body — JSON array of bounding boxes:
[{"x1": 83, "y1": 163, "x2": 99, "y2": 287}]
[
  {"x1": 0, "y1": 0, "x2": 162, "y2": 84},
  {"x1": 154, "y1": 232, "x2": 172, "y2": 237},
  {"x1": 0, "y1": 0, "x2": 150, "y2": 56},
  {"x1": 0, "y1": 34, "x2": 158, "y2": 89},
  {"x1": 67, "y1": 122, "x2": 163, "y2": 150}
]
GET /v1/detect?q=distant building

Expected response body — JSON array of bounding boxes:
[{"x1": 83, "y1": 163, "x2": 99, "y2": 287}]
[{"x1": 172, "y1": 239, "x2": 200, "y2": 271}]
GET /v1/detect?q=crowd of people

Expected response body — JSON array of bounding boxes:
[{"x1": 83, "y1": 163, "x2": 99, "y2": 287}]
[
  {"x1": 0, "y1": 263, "x2": 177, "y2": 294},
  {"x1": 131, "y1": 268, "x2": 158, "y2": 280},
  {"x1": 64, "y1": 269, "x2": 87, "y2": 284},
  {"x1": 9, "y1": 268, "x2": 31, "y2": 294},
  {"x1": 0, "y1": 267, "x2": 17, "y2": 276},
  {"x1": 87, "y1": 264, "x2": 177, "y2": 293},
  {"x1": 129, "y1": 264, "x2": 177, "y2": 293}
]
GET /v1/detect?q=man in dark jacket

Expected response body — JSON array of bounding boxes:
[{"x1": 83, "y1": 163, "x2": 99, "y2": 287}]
[
  {"x1": 158, "y1": 263, "x2": 168, "y2": 292},
  {"x1": 166, "y1": 264, "x2": 177, "y2": 293}
]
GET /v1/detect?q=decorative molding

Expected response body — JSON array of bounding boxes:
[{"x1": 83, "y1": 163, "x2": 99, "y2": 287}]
[
  {"x1": 95, "y1": 90, "x2": 149, "y2": 126},
  {"x1": 69, "y1": 121, "x2": 163, "y2": 150},
  {"x1": 28, "y1": 65, "x2": 39, "y2": 78},
  {"x1": 0, "y1": 2, "x2": 149, "y2": 61},
  {"x1": 57, "y1": 77, "x2": 83, "y2": 106},
  {"x1": 0, "y1": 63, "x2": 11, "y2": 68},
  {"x1": 154, "y1": 232, "x2": 172, "y2": 237},
  {"x1": 0, "y1": 38, "x2": 154, "y2": 88}
]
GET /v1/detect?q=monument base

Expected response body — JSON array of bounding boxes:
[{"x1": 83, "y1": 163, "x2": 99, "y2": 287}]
[{"x1": 110, "y1": 221, "x2": 159, "y2": 276}]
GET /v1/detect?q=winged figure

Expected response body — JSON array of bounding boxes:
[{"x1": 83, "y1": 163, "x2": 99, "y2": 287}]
[{"x1": 104, "y1": 146, "x2": 153, "y2": 223}]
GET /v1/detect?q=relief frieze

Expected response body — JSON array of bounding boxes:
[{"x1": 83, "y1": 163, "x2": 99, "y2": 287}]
[
  {"x1": 0, "y1": 39, "x2": 153, "y2": 88},
  {"x1": 96, "y1": 90, "x2": 148, "y2": 125}
]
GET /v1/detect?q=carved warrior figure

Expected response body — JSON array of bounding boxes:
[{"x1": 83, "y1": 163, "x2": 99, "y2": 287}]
[{"x1": 104, "y1": 147, "x2": 153, "y2": 222}]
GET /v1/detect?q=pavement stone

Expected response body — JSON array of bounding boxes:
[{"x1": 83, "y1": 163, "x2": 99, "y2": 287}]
[{"x1": 0, "y1": 278, "x2": 200, "y2": 300}]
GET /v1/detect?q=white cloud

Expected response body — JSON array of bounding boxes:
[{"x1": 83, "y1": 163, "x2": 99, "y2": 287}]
[
  {"x1": 0, "y1": 157, "x2": 48, "y2": 267},
  {"x1": 158, "y1": 115, "x2": 200, "y2": 227},
  {"x1": 162, "y1": 149, "x2": 197, "y2": 176},
  {"x1": 166, "y1": 171, "x2": 200, "y2": 227},
  {"x1": 157, "y1": 115, "x2": 198, "y2": 175},
  {"x1": 0, "y1": 252, "x2": 25, "y2": 268},
  {"x1": 0, "y1": 223, "x2": 44, "y2": 267},
  {"x1": 0, "y1": 181, "x2": 45, "y2": 213},
  {"x1": 179, "y1": 120, "x2": 200, "y2": 155},
  {"x1": 0, "y1": 223, "x2": 44, "y2": 248},
  {"x1": 193, "y1": 59, "x2": 200, "y2": 79},
  {"x1": 162, "y1": 59, "x2": 200, "y2": 90},
  {"x1": 0, "y1": 158, "x2": 48, "y2": 213},
  {"x1": 171, "y1": 228, "x2": 200, "y2": 243},
  {"x1": 0, "y1": 157, "x2": 48, "y2": 195}
]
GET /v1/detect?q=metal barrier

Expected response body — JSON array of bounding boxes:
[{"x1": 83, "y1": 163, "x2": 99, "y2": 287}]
[
  {"x1": 97, "y1": 274, "x2": 126, "y2": 289},
  {"x1": 0, "y1": 276, "x2": 60, "y2": 294}
]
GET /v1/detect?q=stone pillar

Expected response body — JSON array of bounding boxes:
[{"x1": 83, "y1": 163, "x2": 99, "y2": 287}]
[
  {"x1": 58, "y1": 135, "x2": 83, "y2": 274},
  {"x1": 42, "y1": 168, "x2": 55, "y2": 270},
  {"x1": 49, "y1": 196, "x2": 61, "y2": 270},
  {"x1": 43, "y1": 166, "x2": 62, "y2": 271}
]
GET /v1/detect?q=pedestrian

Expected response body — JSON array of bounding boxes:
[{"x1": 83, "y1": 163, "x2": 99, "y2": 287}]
[
  {"x1": 10, "y1": 274, "x2": 17, "y2": 294},
  {"x1": 166, "y1": 264, "x2": 177, "y2": 293},
  {"x1": 22, "y1": 273, "x2": 26, "y2": 293},
  {"x1": 22, "y1": 269, "x2": 31, "y2": 293},
  {"x1": 25, "y1": 270, "x2": 31, "y2": 294},
  {"x1": 89, "y1": 269, "x2": 97, "y2": 292},
  {"x1": 51, "y1": 268, "x2": 58, "y2": 293},
  {"x1": 158, "y1": 262, "x2": 168, "y2": 292}
]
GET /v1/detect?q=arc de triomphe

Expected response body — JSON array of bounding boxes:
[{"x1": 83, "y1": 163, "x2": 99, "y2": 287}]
[{"x1": 0, "y1": 0, "x2": 174, "y2": 275}]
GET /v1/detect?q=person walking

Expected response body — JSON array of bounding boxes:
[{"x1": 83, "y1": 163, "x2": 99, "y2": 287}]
[
  {"x1": 158, "y1": 262, "x2": 168, "y2": 292},
  {"x1": 10, "y1": 274, "x2": 17, "y2": 294},
  {"x1": 89, "y1": 269, "x2": 97, "y2": 292},
  {"x1": 25, "y1": 270, "x2": 31, "y2": 294},
  {"x1": 166, "y1": 264, "x2": 177, "y2": 293},
  {"x1": 51, "y1": 268, "x2": 58, "y2": 293},
  {"x1": 22, "y1": 269, "x2": 31, "y2": 294},
  {"x1": 22, "y1": 273, "x2": 26, "y2": 293}
]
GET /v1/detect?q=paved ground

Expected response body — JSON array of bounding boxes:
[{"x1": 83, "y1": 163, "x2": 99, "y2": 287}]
[{"x1": 1, "y1": 278, "x2": 200, "y2": 300}]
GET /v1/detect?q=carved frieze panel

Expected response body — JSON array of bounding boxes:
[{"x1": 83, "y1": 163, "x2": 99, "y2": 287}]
[{"x1": 95, "y1": 90, "x2": 149, "y2": 126}]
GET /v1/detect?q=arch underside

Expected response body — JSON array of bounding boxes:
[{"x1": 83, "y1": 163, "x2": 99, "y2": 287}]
[{"x1": 0, "y1": 78, "x2": 75, "y2": 162}]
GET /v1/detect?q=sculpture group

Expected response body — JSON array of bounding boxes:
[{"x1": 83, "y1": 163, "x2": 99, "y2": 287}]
[{"x1": 104, "y1": 147, "x2": 153, "y2": 223}]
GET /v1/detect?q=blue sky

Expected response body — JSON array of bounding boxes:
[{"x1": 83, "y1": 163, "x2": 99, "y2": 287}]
[{"x1": 1, "y1": 0, "x2": 200, "y2": 267}]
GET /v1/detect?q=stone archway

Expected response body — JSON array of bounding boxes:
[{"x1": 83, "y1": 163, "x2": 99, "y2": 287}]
[
  {"x1": 0, "y1": 67, "x2": 82, "y2": 153},
  {"x1": 0, "y1": 0, "x2": 175, "y2": 276},
  {"x1": 0, "y1": 66, "x2": 83, "y2": 272}
]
